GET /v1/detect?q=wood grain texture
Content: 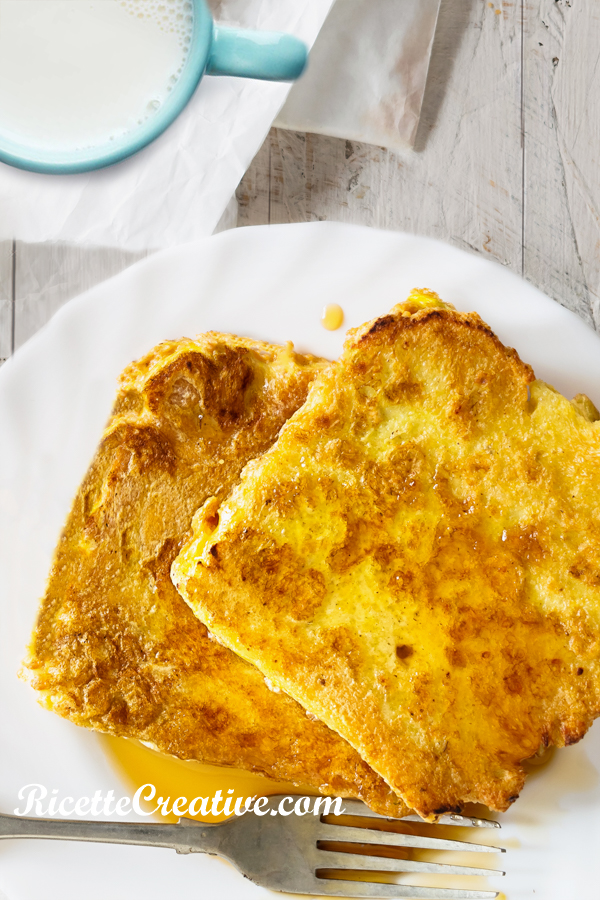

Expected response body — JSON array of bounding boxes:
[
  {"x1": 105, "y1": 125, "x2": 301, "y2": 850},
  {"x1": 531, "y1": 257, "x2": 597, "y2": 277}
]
[
  {"x1": 239, "y1": 0, "x2": 523, "y2": 267},
  {"x1": 546, "y1": 0, "x2": 600, "y2": 330},
  {"x1": 0, "y1": 240, "x2": 13, "y2": 364},
  {"x1": 13, "y1": 243, "x2": 147, "y2": 351},
  {"x1": 238, "y1": 0, "x2": 600, "y2": 333},
  {"x1": 523, "y1": 0, "x2": 597, "y2": 329}
]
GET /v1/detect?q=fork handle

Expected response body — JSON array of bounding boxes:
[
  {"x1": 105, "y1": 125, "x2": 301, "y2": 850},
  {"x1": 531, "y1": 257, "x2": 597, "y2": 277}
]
[{"x1": 0, "y1": 812, "x2": 222, "y2": 855}]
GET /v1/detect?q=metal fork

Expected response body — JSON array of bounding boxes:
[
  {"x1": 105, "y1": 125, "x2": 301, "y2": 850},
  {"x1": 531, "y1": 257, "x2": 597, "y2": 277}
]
[{"x1": 0, "y1": 795, "x2": 505, "y2": 899}]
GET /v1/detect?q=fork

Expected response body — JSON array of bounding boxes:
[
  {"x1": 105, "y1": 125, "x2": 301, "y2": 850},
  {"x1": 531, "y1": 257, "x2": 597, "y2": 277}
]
[{"x1": 0, "y1": 794, "x2": 505, "y2": 899}]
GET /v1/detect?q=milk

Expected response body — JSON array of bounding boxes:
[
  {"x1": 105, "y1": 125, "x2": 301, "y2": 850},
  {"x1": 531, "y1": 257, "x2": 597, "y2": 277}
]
[{"x1": 0, "y1": 0, "x2": 194, "y2": 151}]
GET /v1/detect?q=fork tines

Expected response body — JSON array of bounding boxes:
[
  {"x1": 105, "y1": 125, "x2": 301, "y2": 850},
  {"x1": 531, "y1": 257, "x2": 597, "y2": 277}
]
[
  {"x1": 313, "y1": 883, "x2": 500, "y2": 899},
  {"x1": 314, "y1": 800, "x2": 504, "y2": 899}
]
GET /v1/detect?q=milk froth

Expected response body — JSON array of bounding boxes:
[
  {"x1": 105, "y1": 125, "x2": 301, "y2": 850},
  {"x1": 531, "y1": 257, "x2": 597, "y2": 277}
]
[{"x1": 0, "y1": 0, "x2": 194, "y2": 151}]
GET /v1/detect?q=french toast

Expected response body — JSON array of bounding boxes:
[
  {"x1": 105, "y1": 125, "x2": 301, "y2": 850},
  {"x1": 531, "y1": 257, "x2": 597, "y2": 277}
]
[
  {"x1": 22, "y1": 333, "x2": 409, "y2": 817},
  {"x1": 173, "y1": 292, "x2": 600, "y2": 818}
]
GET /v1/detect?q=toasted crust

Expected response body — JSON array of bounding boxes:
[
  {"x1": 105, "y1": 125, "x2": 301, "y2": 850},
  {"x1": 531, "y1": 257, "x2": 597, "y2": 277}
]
[
  {"x1": 22, "y1": 333, "x2": 408, "y2": 817},
  {"x1": 173, "y1": 292, "x2": 600, "y2": 818}
]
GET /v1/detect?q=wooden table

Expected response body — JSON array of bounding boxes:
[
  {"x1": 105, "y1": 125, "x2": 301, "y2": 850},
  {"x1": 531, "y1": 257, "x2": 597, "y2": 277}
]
[{"x1": 1, "y1": 0, "x2": 599, "y2": 365}]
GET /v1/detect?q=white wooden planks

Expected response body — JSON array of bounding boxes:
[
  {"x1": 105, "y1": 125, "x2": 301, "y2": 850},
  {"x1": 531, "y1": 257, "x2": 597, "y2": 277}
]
[
  {"x1": 0, "y1": 240, "x2": 13, "y2": 364},
  {"x1": 547, "y1": 0, "x2": 600, "y2": 330},
  {"x1": 240, "y1": 0, "x2": 524, "y2": 269},
  {"x1": 13, "y1": 243, "x2": 148, "y2": 351},
  {"x1": 237, "y1": 0, "x2": 599, "y2": 332},
  {"x1": 523, "y1": 0, "x2": 596, "y2": 329}
]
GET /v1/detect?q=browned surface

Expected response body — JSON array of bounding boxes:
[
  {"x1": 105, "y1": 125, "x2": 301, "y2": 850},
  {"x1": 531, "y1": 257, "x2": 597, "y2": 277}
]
[
  {"x1": 174, "y1": 293, "x2": 600, "y2": 818},
  {"x1": 22, "y1": 333, "x2": 408, "y2": 817}
]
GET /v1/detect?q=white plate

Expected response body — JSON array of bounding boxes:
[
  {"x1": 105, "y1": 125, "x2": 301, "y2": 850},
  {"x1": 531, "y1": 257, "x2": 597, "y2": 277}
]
[{"x1": 1, "y1": 222, "x2": 600, "y2": 900}]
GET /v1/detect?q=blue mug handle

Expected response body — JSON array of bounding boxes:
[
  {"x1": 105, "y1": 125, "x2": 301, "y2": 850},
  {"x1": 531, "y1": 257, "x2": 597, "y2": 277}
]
[{"x1": 207, "y1": 26, "x2": 308, "y2": 82}]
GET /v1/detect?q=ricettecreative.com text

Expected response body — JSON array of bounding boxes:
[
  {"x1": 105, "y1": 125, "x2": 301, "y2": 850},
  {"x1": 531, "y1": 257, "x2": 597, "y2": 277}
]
[{"x1": 15, "y1": 784, "x2": 346, "y2": 819}]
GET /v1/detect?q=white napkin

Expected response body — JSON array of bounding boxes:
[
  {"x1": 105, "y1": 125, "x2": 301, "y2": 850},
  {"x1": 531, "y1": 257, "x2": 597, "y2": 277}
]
[
  {"x1": 276, "y1": 0, "x2": 441, "y2": 152},
  {"x1": 0, "y1": 0, "x2": 335, "y2": 251}
]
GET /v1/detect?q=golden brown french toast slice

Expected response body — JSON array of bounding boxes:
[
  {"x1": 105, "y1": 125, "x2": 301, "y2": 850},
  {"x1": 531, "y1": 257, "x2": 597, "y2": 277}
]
[
  {"x1": 22, "y1": 333, "x2": 408, "y2": 818},
  {"x1": 173, "y1": 292, "x2": 600, "y2": 818}
]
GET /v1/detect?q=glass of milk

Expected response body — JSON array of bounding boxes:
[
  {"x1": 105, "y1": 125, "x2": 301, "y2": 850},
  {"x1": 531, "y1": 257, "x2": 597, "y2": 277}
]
[{"x1": 0, "y1": 0, "x2": 307, "y2": 174}]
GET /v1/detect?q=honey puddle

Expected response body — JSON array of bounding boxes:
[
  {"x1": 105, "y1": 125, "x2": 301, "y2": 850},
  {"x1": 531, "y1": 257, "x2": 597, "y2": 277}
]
[
  {"x1": 522, "y1": 745, "x2": 557, "y2": 777},
  {"x1": 100, "y1": 733, "x2": 317, "y2": 824},
  {"x1": 321, "y1": 304, "x2": 344, "y2": 331}
]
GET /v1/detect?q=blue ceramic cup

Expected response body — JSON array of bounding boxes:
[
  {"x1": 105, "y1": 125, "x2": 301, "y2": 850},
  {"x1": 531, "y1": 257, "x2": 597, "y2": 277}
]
[{"x1": 0, "y1": 0, "x2": 308, "y2": 175}]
